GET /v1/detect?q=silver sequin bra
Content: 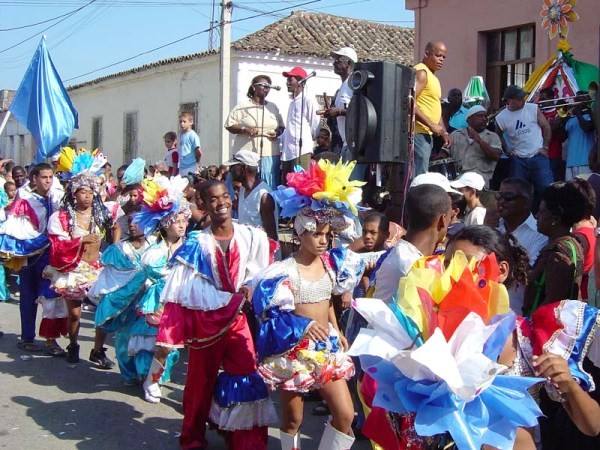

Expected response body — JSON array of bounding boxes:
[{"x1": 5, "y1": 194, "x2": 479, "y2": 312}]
[{"x1": 285, "y1": 257, "x2": 334, "y2": 304}]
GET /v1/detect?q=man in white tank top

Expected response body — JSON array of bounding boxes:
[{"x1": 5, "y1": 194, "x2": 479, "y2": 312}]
[
  {"x1": 224, "y1": 150, "x2": 279, "y2": 244},
  {"x1": 495, "y1": 85, "x2": 553, "y2": 210}
]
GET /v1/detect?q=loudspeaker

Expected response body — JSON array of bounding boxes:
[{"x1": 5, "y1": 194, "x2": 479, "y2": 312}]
[{"x1": 345, "y1": 61, "x2": 415, "y2": 163}]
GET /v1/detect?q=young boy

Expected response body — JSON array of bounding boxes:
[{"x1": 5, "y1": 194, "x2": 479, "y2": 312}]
[
  {"x1": 313, "y1": 127, "x2": 332, "y2": 157},
  {"x1": 177, "y1": 112, "x2": 202, "y2": 177},
  {"x1": 163, "y1": 131, "x2": 179, "y2": 177},
  {"x1": 450, "y1": 172, "x2": 486, "y2": 226}
]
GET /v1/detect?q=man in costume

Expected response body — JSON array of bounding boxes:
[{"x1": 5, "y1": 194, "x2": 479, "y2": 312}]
[{"x1": 156, "y1": 179, "x2": 275, "y2": 450}]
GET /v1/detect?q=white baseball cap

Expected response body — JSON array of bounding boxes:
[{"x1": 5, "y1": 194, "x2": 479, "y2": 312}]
[
  {"x1": 223, "y1": 149, "x2": 260, "y2": 167},
  {"x1": 410, "y1": 172, "x2": 462, "y2": 195},
  {"x1": 450, "y1": 172, "x2": 485, "y2": 191},
  {"x1": 466, "y1": 105, "x2": 487, "y2": 119},
  {"x1": 330, "y1": 47, "x2": 358, "y2": 63}
]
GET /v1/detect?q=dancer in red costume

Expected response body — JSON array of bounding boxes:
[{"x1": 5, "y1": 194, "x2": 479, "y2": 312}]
[{"x1": 156, "y1": 180, "x2": 276, "y2": 450}]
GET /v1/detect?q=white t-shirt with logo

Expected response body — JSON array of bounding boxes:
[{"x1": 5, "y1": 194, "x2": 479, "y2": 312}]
[{"x1": 495, "y1": 103, "x2": 543, "y2": 158}]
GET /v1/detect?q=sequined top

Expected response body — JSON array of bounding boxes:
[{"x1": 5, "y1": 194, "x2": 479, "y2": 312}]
[{"x1": 284, "y1": 257, "x2": 334, "y2": 305}]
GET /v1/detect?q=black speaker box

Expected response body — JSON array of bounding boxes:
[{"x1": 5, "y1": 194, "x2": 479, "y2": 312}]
[{"x1": 345, "y1": 61, "x2": 415, "y2": 163}]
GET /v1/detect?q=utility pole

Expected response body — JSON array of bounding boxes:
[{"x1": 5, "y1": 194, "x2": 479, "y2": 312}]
[
  {"x1": 208, "y1": 0, "x2": 218, "y2": 50},
  {"x1": 219, "y1": 1, "x2": 232, "y2": 164}
]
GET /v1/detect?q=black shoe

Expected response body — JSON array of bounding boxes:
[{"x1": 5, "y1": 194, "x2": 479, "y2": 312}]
[
  {"x1": 66, "y1": 343, "x2": 80, "y2": 363},
  {"x1": 89, "y1": 347, "x2": 115, "y2": 370},
  {"x1": 311, "y1": 400, "x2": 330, "y2": 416}
]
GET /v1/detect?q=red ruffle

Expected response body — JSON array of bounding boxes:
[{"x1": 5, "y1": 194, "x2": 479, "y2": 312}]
[
  {"x1": 48, "y1": 211, "x2": 83, "y2": 272},
  {"x1": 157, "y1": 295, "x2": 245, "y2": 348},
  {"x1": 39, "y1": 317, "x2": 67, "y2": 339}
]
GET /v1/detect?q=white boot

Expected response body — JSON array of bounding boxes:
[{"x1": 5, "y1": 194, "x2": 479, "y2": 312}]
[
  {"x1": 317, "y1": 421, "x2": 355, "y2": 450},
  {"x1": 280, "y1": 430, "x2": 301, "y2": 450},
  {"x1": 143, "y1": 358, "x2": 165, "y2": 404}
]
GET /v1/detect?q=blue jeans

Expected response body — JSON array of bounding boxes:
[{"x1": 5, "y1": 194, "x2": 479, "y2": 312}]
[
  {"x1": 19, "y1": 250, "x2": 54, "y2": 341},
  {"x1": 413, "y1": 133, "x2": 433, "y2": 176},
  {"x1": 509, "y1": 153, "x2": 553, "y2": 210}
]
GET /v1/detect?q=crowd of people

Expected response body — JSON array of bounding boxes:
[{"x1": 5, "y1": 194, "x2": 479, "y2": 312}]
[{"x1": 0, "y1": 43, "x2": 598, "y2": 450}]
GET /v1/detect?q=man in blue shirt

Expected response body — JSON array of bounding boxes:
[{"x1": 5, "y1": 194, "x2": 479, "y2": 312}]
[{"x1": 563, "y1": 91, "x2": 595, "y2": 180}]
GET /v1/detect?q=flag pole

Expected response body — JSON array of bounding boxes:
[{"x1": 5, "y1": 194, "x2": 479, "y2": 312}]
[{"x1": 0, "y1": 111, "x2": 11, "y2": 136}]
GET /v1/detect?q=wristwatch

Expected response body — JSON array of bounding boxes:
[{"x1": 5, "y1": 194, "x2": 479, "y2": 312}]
[{"x1": 240, "y1": 126, "x2": 246, "y2": 134}]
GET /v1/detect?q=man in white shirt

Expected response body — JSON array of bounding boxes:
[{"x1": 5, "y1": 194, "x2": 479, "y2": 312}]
[
  {"x1": 450, "y1": 172, "x2": 486, "y2": 225},
  {"x1": 371, "y1": 183, "x2": 452, "y2": 303},
  {"x1": 496, "y1": 177, "x2": 548, "y2": 313},
  {"x1": 225, "y1": 150, "x2": 278, "y2": 245},
  {"x1": 325, "y1": 47, "x2": 356, "y2": 154},
  {"x1": 495, "y1": 85, "x2": 553, "y2": 209},
  {"x1": 280, "y1": 66, "x2": 320, "y2": 183}
]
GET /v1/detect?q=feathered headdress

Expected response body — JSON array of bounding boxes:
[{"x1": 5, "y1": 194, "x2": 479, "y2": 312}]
[
  {"x1": 132, "y1": 175, "x2": 191, "y2": 236},
  {"x1": 56, "y1": 146, "x2": 107, "y2": 193},
  {"x1": 272, "y1": 159, "x2": 365, "y2": 234}
]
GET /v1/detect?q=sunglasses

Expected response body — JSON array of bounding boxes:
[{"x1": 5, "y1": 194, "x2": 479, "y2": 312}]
[
  {"x1": 494, "y1": 192, "x2": 523, "y2": 202},
  {"x1": 253, "y1": 82, "x2": 271, "y2": 89}
]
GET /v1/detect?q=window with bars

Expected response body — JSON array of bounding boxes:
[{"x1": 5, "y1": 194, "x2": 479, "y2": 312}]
[
  {"x1": 123, "y1": 111, "x2": 138, "y2": 163},
  {"x1": 486, "y1": 25, "x2": 535, "y2": 109},
  {"x1": 179, "y1": 102, "x2": 199, "y2": 131},
  {"x1": 91, "y1": 116, "x2": 102, "y2": 150}
]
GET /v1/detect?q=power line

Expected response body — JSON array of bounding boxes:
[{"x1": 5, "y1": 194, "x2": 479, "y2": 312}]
[
  {"x1": 0, "y1": 0, "x2": 98, "y2": 54},
  {"x1": 64, "y1": 0, "x2": 322, "y2": 83},
  {"x1": 0, "y1": 8, "x2": 81, "y2": 31}
]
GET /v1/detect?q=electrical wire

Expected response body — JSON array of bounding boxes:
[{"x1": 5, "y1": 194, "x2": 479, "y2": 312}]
[
  {"x1": 63, "y1": 0, "x2": 322, "y2": 82},
  {"x1": 0, "y1": 0, "x2": 98, "y2": 54},
  {"x1": 0, "y1": 8, "x2": 82, "y2": 31}
]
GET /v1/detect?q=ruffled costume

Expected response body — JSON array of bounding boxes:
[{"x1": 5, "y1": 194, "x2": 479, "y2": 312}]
[
  {"x1": 88, "y1": 238, "x2": 154, "y2": 380},
  {"x1": 0, "y1": 177, "x2": 63, "y2": 341},
  {"x1": 125, "y1": 242, "x2": 179, "y2": 382},
  {"x1": 156, "y1": 223, "x2": 276, "y2": 449},
  {"x1": 0, "y1": 189, "x2": 10, "y2": 301},
  {"x1": 261, "y1": 159, "x2": 367, "y2": 450},
  {"x1": 349, "y1": 252, "x2": 545, "y2": 450},
  {"x1": 252, "y1": 247, "x2": 364, "y2": 392}
]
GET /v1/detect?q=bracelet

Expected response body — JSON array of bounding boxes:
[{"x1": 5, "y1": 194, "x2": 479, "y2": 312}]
[{"x1": 240, "y1": 126, "x2": 246, "y2": 134}]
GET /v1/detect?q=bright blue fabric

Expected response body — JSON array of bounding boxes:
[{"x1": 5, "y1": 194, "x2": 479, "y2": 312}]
[
  {"x1": 449, "y1": 106, "x2": 469, "y2": 131},
  {"x1": 115, "y1": 327, "x2": 138, "y2": 383},
  {"x1": 564, "y1": 304, "x2": 600, "y2": 391},
  {"x1": 122, "y1": 158, "x2": 146, "y2": 186},
  {"x1": 252, "y1": 275, "x2": 313, "y2": 360},
  {"x1": 360, "y1": 354, "x2": 542, "y2": 450},
  {"x1": 0, "y1": 232, "x2": 49, "y2": 258},
  {"x1": 171, "y1": 237, "x2": 215, "y2": 283},
  {"x1": 260, "y1": 155, "x2": 281, "y2": 191},
  {"x1": 9, "y1": 38, "x2": 78, "y2": 163},
  {"x1": 213, "y1": 372, "x2": 271, "y2": 408},
  {"x1": 101, "y1": 243, "x2": 139, "y2": 270},
  {"x1": 0, "y1": 266, "x2": 8, "y2": 301}
]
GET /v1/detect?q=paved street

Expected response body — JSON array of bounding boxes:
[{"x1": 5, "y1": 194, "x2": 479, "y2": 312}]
[{"x1": 0, "y1": 287, "x2": 370, "y2": 449}]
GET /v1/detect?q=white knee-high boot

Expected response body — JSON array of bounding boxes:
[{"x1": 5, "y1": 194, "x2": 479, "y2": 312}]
[
  {"x1": 280, "y1": 430, "x2": 301, "y2": 450},
  {"x1": 317, "y1": 421, "x2": 355, "y2": 450},
  {"x1": 143, "y1": 358, "x2": 165, "y2": 403}
]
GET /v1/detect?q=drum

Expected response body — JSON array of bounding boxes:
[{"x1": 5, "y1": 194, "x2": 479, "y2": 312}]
[{"x1": 428, "y1": 158, "x2": 458, "y2": 180}]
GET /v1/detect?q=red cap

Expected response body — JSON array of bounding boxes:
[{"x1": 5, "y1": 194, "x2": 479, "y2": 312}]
[{"x1": 282, "y1": 66, "x2": 307, "y2": 79}]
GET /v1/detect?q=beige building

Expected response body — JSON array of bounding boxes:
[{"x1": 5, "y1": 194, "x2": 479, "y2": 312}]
[
  {"x1": 58, "y1": 11, "x2": 413, "y2": 167},
  {"x1": 406, "y1": 0, "x2": 598, "y2": 108}
]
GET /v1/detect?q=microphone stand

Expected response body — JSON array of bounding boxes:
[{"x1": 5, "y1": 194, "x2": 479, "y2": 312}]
[{"x1": 298, "y1": 84, "x2": 305, "y2": 157}]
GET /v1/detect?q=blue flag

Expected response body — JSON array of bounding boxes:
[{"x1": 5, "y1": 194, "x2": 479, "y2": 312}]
[{"x1": 9, "y1": 37, "x2": 78, "y2": 163}]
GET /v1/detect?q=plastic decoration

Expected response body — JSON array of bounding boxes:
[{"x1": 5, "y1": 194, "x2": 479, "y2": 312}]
[{"x1": 540, "y1": 0, "x2": 579, "y2": 40}]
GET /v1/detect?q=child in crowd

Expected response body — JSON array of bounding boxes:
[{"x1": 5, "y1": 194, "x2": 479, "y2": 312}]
[
  {"x1": 177, "y1": 111, "x2": 202, "y2": 176},
  {"x1": 313, "y1": 127, "x2": 332, "y2": 157},
  {"x1": 3, "y1": 181, "x2": 16, "y2": 208},
  {"x1": 450, "y1": 171, "x2": 486, "y2": 225},
  {"x1": 163, "y1": 131, "x2": 178, "y2": 177}
]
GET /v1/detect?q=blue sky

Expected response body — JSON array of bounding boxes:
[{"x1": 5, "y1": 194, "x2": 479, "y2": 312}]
[{"x1": 1, "y1": 0, "x2": 414, "y2": 90}]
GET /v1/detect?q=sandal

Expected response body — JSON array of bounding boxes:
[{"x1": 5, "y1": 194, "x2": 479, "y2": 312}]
[
  {"x1": 45, "y1": 344, "x2": 67, "y2": 357},
  {"x1": 17, "y1": 341, "x2": 41, "y2": 352}
]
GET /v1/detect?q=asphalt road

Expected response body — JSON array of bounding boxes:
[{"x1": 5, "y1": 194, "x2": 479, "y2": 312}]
[{"x1": 0, "y1": 287, "x2": 371, "y2": 449}]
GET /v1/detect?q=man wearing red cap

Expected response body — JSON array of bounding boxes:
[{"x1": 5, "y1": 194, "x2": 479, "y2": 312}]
[{"x1": 280, "y1": 66, "x2": 320, "y2": 183}]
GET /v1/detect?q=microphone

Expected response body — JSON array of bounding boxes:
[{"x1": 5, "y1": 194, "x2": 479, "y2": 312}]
[
  {"x1": 270, "y1": 85, "x2": 281, "y2": 91},
  {"x1": 298, "y1": 71, "x2": 317, "y2": 84}
]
